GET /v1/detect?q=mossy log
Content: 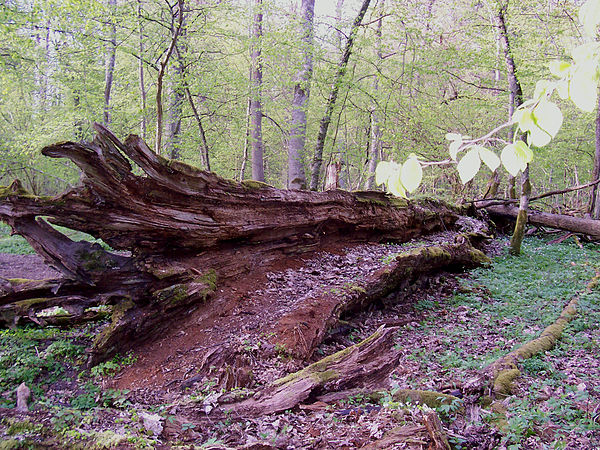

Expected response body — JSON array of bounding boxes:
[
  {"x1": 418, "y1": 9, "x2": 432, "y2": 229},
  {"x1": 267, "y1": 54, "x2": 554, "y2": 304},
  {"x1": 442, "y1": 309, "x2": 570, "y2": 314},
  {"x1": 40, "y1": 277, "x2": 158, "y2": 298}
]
[
  {"x1": 0, "y1": 124, "x2": 490, "y2": 365},
  {"x1": 273, "y1": 238, "x2": 490, "y2": 359},
  {"x1": 208, "y1": 326, "x2": 401, "y2": 417},
  {"x1": 486, "y1": 204, "x2": 600, "y2": 239}
]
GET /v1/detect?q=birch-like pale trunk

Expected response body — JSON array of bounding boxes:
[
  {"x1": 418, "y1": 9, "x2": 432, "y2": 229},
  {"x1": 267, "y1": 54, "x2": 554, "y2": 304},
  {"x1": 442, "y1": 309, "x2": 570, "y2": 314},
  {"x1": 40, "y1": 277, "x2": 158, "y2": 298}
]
[
  {"x1": 250, "y1": 0, "x2": 265, "y2": 182},
  {"x1": 287, "y1": 0, "x2": 315, "y2": 190}
]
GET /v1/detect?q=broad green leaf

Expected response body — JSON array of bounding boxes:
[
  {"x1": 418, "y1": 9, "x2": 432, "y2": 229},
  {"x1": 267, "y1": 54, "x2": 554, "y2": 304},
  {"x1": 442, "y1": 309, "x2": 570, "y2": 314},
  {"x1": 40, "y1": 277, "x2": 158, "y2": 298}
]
[
  {"x1": 501, "y1": 144, "x2": 525, "y2": 177},
  {"x1": 400, "y1": 155, "x2": 423, "y2": 193},
  {"x1": 457, "y1": 148, "x2": 481, "y2": 184},
  {"x1": 445, "y1": 133, "x2": 461, "y2": 141},
  {"x1": 387, "y1": 172, "x2": 407, "y2": 198},
  {"x1": 579, "y1": 0, "x2": 600, "y2": 36},
  {"x1": 375, "y1": 161, "x2": 396, "y2": 186},
  {"x1": 477, "y1": 146, "x2": 500, "y2": 172},
  {"x1": 556, "y1": 80, "x2": 569, "y2": 100},
  {"x1": 549, "y1": 60, "x2": 571, "y2": 77},
  {"x1": 449, "y1": 139, "x2": 462, "y2": 161}
]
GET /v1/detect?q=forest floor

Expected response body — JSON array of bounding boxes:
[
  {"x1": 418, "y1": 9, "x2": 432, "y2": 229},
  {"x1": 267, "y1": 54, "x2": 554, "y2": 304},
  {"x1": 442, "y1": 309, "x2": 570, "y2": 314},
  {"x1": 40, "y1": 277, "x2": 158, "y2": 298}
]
[{"x1": 1, "y1": 231, "x2": 600, "y2": 449}]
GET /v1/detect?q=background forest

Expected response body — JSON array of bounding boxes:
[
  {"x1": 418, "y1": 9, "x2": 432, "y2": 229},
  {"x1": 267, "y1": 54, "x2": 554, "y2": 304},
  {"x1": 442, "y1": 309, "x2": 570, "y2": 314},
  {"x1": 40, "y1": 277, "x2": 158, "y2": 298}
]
[{"x1": 0, "y1": 0, "x2": 596, "y2": 211}]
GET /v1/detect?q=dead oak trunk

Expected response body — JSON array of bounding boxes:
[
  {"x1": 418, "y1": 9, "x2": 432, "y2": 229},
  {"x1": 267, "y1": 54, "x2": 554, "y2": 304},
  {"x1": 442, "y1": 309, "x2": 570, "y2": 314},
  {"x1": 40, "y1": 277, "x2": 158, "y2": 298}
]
[{"x1": 1, "y1": 124, "x2": 487, "y2": 367}]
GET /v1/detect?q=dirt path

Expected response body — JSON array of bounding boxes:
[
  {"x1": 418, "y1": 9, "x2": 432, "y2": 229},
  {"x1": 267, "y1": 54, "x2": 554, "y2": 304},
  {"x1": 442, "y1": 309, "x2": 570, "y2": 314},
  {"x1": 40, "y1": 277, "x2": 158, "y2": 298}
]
[{"x1": 0, "y1": 253, "x2": 62, "y2": 280}]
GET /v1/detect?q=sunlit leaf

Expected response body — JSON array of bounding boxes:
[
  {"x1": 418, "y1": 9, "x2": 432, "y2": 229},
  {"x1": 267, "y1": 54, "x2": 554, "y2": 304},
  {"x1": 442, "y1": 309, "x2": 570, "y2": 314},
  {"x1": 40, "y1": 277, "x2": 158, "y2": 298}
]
[
  {"x1": 549, "y1": 60, "x2": 571, "y2": 78},
  {"x1": 375, "y1": 161, "x2": 396, "y2": 186},
  {"x1": 534, "y1": 80, "x2": 555, "y2": 99},
  {"x1": 516, "y1": 109, "x2": 534, "y2": 132},
  {"x1": 445, "y1": 133, "x2": 462, "y2": 141},
  {"x1": 514, "y1": 140, "x2": 533, "y2": 163},
  {"x1": 477, "y1": 146, "x2": 500, "y2": 172},
  {"x1": 579, "y1": 0, "x2": 600, "y2": 36},
  {"x1": 501, "y1": 144, "x2": 525, "y2": 177},
  {"x1": 457, "y1": 148, "x2": 481, "y2": 184},
  {"x1": 528, "y1": 100, "x2": 563, "y2": 147},
  {"x1": 569, "y1": 67, "x2": 598, "y2": 112},
  {"x1": 388, "y1": 172, "x2": 407, "y2": 198},
  {"x1": 449, "y1": 139, "x2": 462, "y2": 161},
  {"x1": 400, "y1": 155, "x2": 423, "y2": 193}
]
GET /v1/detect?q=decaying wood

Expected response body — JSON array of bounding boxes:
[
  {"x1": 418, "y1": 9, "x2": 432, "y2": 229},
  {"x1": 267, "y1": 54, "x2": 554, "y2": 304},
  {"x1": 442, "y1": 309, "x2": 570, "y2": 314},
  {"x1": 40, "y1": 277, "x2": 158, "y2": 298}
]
[
  {"x1": 213, "y1": 325, "x2": 401, "y2": 417},
  {"x1": 0, "y1": 124, "x2": 489, "y2": 366},
  {"x1": 486, "y1": 204, "x2": 600, "y2": 240},
  {"x1": 273, "y1": 237, "x2": 490, "y2": 359}
]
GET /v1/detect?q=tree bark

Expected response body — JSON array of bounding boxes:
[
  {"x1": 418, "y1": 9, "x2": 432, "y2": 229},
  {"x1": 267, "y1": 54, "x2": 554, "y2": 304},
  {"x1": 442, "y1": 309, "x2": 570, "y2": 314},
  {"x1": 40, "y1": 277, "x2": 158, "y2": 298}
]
[
  {"x1": 497, "y1": 2, "x2": 528, "y2": 255},
  {"x1": 0, "y1": 125, "x2": 489, "y2": 369},
  {"x1": 589, "y1": 93, "x2": 600, "y2": 218},
  {"x1": 486, "y1": 204, "x2": 600, "y2": 239},
  {"x1": 137, "y1": 0, "x2": 148, "y2": 140},
  {"x1": 309, "y1": 0, "x2": 372, "y2": 191},
  {"x1": 250, "y1": 0, "x2": 265, "y2": 181},
  {"x1": 155, "y1": 0, "x2": 184, "y2": 155},
  {"x1": 103, "y1": 0, "x2": 117, "y2": 126},
  {"x1": 365, "y1": 0, "x2": 384, "y2": 190},
  {"x1": 287, "y1": 0, "x2": 314, "y2": 190},
  {"x1": 167, "y1": 6, "x2": 187, "y2": 161}
]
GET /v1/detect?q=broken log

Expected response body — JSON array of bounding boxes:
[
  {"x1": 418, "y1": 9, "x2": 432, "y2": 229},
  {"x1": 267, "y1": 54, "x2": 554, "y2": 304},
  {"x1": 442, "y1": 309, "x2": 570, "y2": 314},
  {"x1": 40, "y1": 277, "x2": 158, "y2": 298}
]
[
  {"x1": 0, "y1": 123, "x2": 488, "y2": 367},
  {"x1": 485, "y1": 204, "x2": 600, "y2": 239}
]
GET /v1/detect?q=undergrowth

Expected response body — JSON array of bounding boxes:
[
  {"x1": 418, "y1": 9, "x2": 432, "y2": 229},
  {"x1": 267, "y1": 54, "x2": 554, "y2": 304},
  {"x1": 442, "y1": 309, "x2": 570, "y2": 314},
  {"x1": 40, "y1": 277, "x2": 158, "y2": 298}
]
[{"x1": 396, "y1": 236, "x2": 600, "y2": 448}]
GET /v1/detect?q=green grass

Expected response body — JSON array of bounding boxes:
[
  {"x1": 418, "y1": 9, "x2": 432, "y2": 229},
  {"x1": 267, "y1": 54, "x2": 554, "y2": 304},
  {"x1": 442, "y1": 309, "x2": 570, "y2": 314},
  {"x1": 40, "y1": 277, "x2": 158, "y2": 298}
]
[{"x1": 0, "y1": 222, "x2": 110, "y2": 254}]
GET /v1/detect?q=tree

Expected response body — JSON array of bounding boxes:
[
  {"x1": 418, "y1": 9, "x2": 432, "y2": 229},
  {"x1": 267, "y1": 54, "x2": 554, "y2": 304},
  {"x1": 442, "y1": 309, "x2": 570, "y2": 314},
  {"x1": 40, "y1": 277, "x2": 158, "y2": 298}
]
[
  {"x1": 287, "y1": 0, "x2": 314, "y2": 190},
  {"x1": 309, "y1": 0, "x2": 372, "y2": 191},
  {"x1": 103, "y1": 0, "x2": 117, "y2": 126},
  {"x1": 250, "y1": 0, "x2": 265, "y2": 182}
]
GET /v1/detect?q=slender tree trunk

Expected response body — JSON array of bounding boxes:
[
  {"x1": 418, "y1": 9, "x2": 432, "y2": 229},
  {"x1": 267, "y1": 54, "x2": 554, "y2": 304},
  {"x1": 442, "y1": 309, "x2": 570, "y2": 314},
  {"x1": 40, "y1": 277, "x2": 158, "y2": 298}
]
[
  {"x1": 287, "y1": 0, "x2": 315, "y2": 190},
  {"x1": 589, "y1": 93, "x2": 600, "y2": 218},
  {"x1": 137, "y1": 0, "x2": 148, "y2": 140},
  {"x1": 365, "y1": 0, "x2": 384, "y2": 190},
  {"x1": 155, "y1": 0, "x2": 184, "y2": 155},
  {"x1": 250, "y1": 0, "x2": 265, "y2": 181},
  {"x1": 103, "y1": 0, "x2": 117, "y2": 126},
  {"x1": 335, "y1": 0, "x2": 345, "y2": 50},
  {"x1": 240, "y1": 98, "x2": 251, "y2": 181},
  {"x1": 498, "y1": 3, "x2": 528, "y2": 256},
  {"x1": 167, "y1": 6, "x2": 187, "y2": 161},
  {"x1": 309, "y1": 0, "x2": 372, "y2": 191}
]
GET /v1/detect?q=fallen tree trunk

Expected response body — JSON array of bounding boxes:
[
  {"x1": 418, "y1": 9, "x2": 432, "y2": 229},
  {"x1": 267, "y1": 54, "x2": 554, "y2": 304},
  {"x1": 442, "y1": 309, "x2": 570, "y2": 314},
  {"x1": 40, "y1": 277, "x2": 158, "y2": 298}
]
[
  {"x1": 0, "y1": 124, "x2": 487, "y2": 368},
  {"x1": 486, "y1": 204, "x2": 600, "y2": 239}
]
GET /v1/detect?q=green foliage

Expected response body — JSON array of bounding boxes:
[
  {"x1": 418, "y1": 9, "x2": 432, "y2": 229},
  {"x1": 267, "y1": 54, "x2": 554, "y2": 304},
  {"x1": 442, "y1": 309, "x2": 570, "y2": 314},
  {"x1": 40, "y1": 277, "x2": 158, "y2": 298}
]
[{"x1": 90, "y1": 352, "x2": 138, "y2": 378}]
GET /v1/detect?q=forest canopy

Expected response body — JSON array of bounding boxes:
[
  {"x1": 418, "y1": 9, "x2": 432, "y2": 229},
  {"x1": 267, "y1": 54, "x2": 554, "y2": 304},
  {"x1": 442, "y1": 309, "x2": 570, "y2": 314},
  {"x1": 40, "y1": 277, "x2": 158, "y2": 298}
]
[{"x1": 1, "y1": 0, "x2": 598, "y2": 211}]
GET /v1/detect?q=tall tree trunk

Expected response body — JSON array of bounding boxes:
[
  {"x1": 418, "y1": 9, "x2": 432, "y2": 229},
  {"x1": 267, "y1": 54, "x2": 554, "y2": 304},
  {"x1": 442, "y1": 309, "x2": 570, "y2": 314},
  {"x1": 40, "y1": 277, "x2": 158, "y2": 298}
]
[
  {"x1": 365, "y1": 0, "x2": 384, "y2": 190},
  {"x1": 167, "y1": 6, "x2": 187, "y2": 161},
  {"x1": 103, "y1": 0, "x2": 117, "y2": 126},
  {"x1": 497, "y1": 2, "x2": 528, "y2": 256},
  {"x1": 589, "y1": 93, "x2": 600, "y2": 219},
  {"x1": 309, "y1": 0, "x2": 372, "y2": 191},
  {"x1": 137, "y1": 0, "x2": 148, "y2": 140},
  {"x1": 155, "y1": 0, "x2": 184, "y2": 155},
  {"x1": 250, "y1": 0, "x2": 265, "y2": 181},
  {"x1": 287, "y1": 0, "x2": 315, "y2": 190}
]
